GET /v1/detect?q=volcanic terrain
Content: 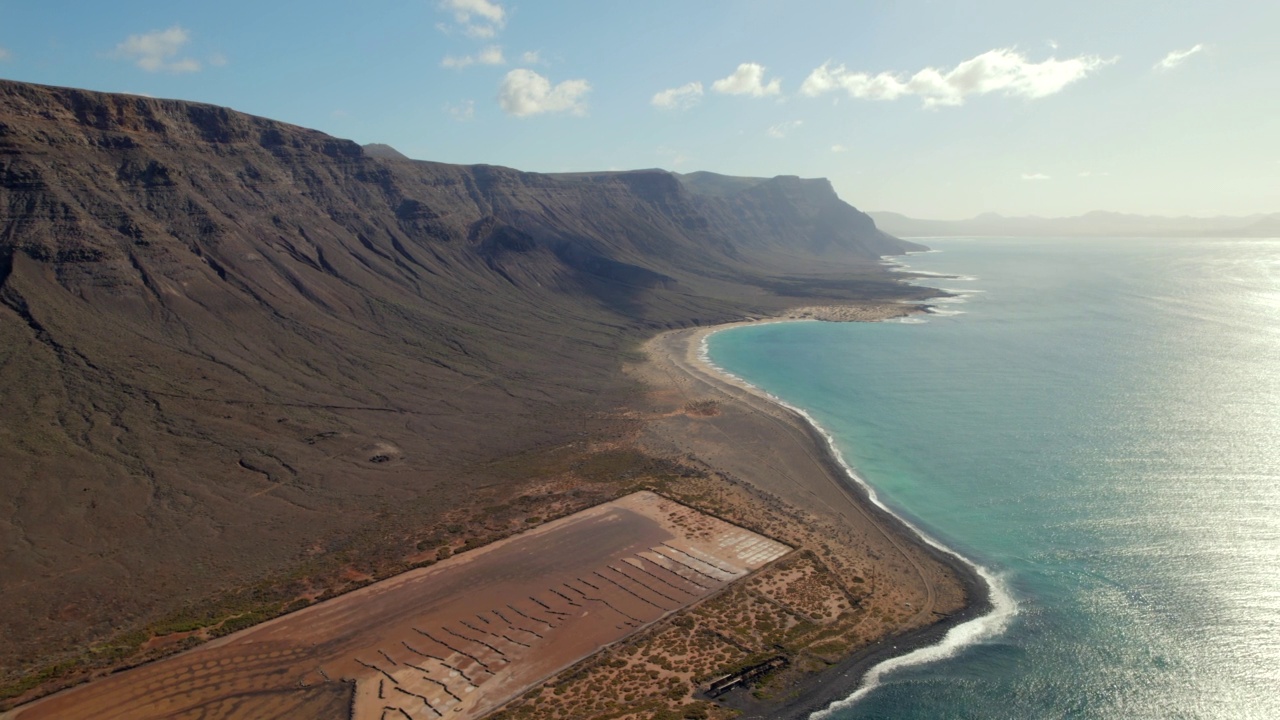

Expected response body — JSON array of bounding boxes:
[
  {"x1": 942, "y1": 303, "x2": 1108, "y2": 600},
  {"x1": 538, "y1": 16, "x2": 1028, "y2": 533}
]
[{"x1": 0, "y1": 78, "x2": 930, "y2": 706}]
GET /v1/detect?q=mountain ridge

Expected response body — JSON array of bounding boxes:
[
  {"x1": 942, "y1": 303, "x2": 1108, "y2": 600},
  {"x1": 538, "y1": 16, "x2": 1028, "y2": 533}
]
[{"x1": 0, "y1": 78, "x2": 926, "y2": 700}]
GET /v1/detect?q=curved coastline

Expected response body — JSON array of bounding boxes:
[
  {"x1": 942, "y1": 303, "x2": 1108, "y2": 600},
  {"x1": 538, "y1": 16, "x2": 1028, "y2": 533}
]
[{"x1": 683, "y1": 320, "x2": 1007, "y2": 718}]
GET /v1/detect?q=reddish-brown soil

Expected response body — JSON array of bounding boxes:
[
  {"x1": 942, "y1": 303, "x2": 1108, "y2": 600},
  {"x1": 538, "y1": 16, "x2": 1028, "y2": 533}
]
[{"x1": 3, "y1": 492, "x2": 788, "y2": 720}]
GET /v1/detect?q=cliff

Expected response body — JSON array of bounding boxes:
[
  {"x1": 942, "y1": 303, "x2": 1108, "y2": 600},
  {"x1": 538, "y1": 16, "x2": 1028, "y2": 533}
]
[{"x1": 0, "y1": 78, "x2": 925, "y2": 694}]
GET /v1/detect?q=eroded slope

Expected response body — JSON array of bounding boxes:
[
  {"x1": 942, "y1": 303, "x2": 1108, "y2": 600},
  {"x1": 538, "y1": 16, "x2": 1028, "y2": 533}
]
[{"x1": 0, "y1": 79, "x2": 929, "y2": 700}]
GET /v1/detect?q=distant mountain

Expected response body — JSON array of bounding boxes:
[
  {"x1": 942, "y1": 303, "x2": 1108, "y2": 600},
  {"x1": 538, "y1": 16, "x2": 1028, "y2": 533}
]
[
  {"x1": 0, "y1": 77, "x2": 927, "y2": 693},
  {"x1": 679, "y1": 173, "x2": 919, "y2": 257},
  {"x1": 870, "y1": 210, "x2": 1280, "y2": 238},
  {"x1": 1242, "y1": 213, "x2": 1280, "y2": 236},
  {"x1": 673, "y1": 170, "x2": 768, "y2": 197}
]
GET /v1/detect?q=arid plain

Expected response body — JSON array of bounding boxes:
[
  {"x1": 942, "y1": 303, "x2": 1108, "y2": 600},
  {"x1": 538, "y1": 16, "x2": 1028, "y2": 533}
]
[{"x1": 3, "y1": 306, "x2": 984, "y2": 720}]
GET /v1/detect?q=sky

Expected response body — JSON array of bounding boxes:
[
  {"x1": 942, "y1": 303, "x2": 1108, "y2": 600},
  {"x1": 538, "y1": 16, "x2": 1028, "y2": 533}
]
[{"x1": 1, "y1": 0, "x2": 1277, "y2": 219}]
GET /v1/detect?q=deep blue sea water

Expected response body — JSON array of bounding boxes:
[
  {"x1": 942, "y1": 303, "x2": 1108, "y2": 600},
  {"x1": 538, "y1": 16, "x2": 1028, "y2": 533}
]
[{"x1": 705, "y1": 237, "x2": 1280, "y2": 720}]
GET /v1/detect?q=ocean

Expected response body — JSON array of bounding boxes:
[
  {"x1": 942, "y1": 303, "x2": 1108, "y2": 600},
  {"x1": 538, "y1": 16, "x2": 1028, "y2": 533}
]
[{"x1": 704, "y1": 237, "x2": 1280, "y2": 719}]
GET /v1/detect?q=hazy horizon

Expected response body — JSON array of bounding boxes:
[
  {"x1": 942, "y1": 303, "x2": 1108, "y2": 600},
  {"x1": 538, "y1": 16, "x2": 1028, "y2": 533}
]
[
  {"x1": 870, "y1": 208, "x2": 1280, "y2": 222},
  {"x1": 1, "y1": 1, "x2": 1276, "y2": 219}
]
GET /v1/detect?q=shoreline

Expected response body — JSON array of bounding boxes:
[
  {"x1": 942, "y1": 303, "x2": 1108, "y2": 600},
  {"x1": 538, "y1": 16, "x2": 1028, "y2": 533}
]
[
  {"x1": 640, "y1": 310, "x2": 997, "y2": 718},
  {"x1": 4, "y1": 302, "x2": 996, "y2": 719}
]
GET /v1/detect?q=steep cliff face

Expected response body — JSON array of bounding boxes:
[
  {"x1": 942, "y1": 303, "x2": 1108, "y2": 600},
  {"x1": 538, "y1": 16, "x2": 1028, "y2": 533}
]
[
  {"x1": 0, "y1": 79, "x2": 925, "y2": 684},
  {"x1": 690, "y1": 173, "x2": 925, "y2": 258}
]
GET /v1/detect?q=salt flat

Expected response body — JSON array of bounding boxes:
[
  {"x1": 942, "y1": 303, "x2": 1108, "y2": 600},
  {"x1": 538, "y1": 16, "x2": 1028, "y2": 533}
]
[{"x1": 7, "y1": 491, "x2": 789, "y2": 720}]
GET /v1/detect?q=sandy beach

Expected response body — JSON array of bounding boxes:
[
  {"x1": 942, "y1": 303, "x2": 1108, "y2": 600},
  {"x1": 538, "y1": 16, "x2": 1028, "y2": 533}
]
[{"x1": 629, "y1": 304, "x2": 991, "y2": 718}]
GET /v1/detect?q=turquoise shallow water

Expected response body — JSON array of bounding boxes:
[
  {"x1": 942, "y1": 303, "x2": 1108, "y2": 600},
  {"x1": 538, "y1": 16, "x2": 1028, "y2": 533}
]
[{"x1": 705, "y1": 237, "x2": 1280, "y2": 720}]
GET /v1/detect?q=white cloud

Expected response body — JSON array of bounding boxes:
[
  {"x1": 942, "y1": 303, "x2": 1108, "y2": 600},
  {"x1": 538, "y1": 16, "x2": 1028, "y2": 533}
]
[
  {"x1": 0, "y1": 47, "x2": 11, "y2": 62},
  {"x1": 1155, "y1": 44, "x2": 1204, "y2": 71},
  {"x1": 440, "y1": 0, "x2": 506, "y2": 39},
  {"x1": 651, "y1": 81, "x2": 704, "y2": 110},
  {"x1": 498, "y1": 69, "x2": 590, "y2": 117},
  {"x1": 477, "y1": 46, "x2": 504, "y2": 64},
  {"x1": 767, "y1": 120, "x2": 803, "y2": 139},
  {"x1": 1021, "y1": 173, "x2": 1051, "y2": 181},
  {"x1": 441, "y1": 45, "x2": 505, "y2": 69},
  {"x1": 114, "y1": 26, "x2": 203, "y2": 73},
  {"x1": 711, "y1": 63, "x2": 782, "y2": 97},
  {"x1": 446, "y1": 99, "x2": 476, "y2": 121},
  {"x1": 209, "y1": 52, "x2": 228, "y2": 67},
  {"x1": 444, "y1": 0, "x2": 504, "y2": 24},
  {"x1": 167, "y1": 58, "x2": 202, "y2": 73},
  {"x1": 520, "y1": 50, "x2": 542, "y2": 64},
  {"x1": 657, "y1": 146, "x2": 690, "y2": 168},
  {"x1": 800, "y1": 49, "x2": 1112, "y2": 108},
  {"x1": 831, "y1": 144, "x2": 849, "y2": 153}
]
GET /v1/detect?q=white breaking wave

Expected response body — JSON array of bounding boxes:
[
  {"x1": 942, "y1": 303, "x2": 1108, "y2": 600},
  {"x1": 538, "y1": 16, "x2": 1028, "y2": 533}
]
[
  {"x1": 884, "y1": 260, "x2": 980, "y2": 285},
  {"x1": 811, "y1": 568, "x2": 1016, "y2": 717},
  {"x1": 928, "y1": 296, "x2": 970, "y2": 316},
  {"x1": 898, "y1": 270, "x2": 979, "y2": 281},
  {"x1": 696, "y1": 329, "x2": 1018, "y2": 716}
]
